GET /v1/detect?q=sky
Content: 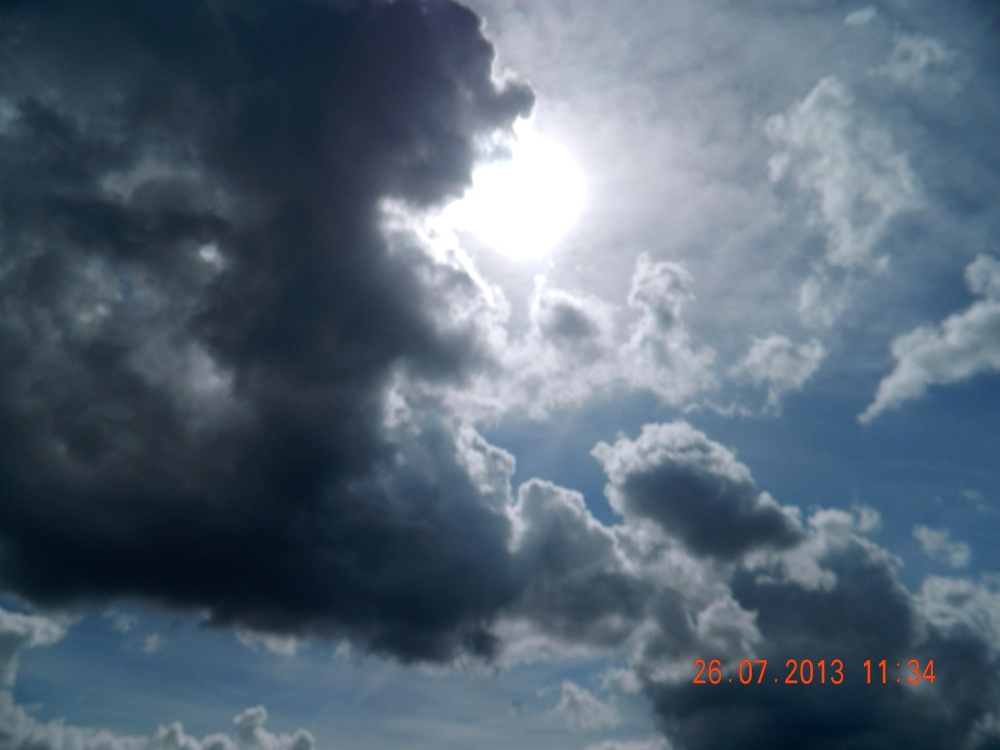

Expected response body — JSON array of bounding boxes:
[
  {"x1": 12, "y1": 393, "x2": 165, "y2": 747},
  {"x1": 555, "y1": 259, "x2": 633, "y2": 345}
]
[{"x1": 1, "y1": 0, "x2": 999, "y2": 748}]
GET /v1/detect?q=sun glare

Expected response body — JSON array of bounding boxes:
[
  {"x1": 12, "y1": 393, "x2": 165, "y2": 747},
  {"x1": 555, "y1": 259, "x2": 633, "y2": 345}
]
[{"x1": 443, "y1": 122, "x2": 584, "y2": 261}]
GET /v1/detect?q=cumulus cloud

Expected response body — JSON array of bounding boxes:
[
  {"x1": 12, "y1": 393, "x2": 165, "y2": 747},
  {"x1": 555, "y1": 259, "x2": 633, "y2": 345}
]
[
  {"x1": 441, "y1": 254, "x2": 715, "y2": 419},
  {"x1": 484, "y1": 419, "x2": 1000, "y2": 749},
  {"x1": 861, "y1": 254, "x2": 1000, "y2": 422},
  {"x1": 622, "y1": 255, "x2": 717, "y2": 405},
  {"x1": 731, "y1": 334, "x2": 825, "y2": 409},
  {"x1": 637, "y1": 507, "x2": 1000, "y2": 750},
  {"x1": 0, "y1": 0, "x2": 532, "y2": 663},
  {"x1": 913, "y1": 526, "x2": 972, "y2": 569},
  {"x1": 4, "y1": 4, "x2": 1000, "y2": 750},
  {"x1": 554, "y1": 681, "x2": 621, "y2": 731},
  {"x1": 592, "y1": 422, "x2": 802, "y2": 559},
  {"x1": 506, "y1": 479, "x2": 649, "y2": 651}
]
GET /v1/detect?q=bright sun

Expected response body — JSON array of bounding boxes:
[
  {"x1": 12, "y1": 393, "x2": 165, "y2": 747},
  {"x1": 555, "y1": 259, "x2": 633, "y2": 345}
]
[{"x1": 443, "y1": 121, "x2": 584, "y2": 261}]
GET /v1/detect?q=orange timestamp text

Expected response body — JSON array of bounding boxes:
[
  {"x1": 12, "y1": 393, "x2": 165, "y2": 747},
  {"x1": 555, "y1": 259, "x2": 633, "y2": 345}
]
[{"x1": 693, "y1": 658, "x2": 936, "y2": 685}]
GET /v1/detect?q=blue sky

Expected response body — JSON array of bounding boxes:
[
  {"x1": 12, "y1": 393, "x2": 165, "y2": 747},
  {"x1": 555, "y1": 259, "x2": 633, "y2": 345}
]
[{"x1": 1, "y1": 1, "x2": 999, "y2": 749}]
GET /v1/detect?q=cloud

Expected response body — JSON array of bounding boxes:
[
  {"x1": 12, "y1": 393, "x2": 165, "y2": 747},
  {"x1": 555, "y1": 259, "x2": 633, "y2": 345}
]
[
  {"x1": 0, "y1": 697, "x2": 315, "y2": 750},
  {"x1": 439, "y1": 254, "x2": 715, "y2": 419},
  {"x1": 592, "y1": 422, "x2": 803, "y2": 559},
  {"x1": 236, "y1": 629, "x2": 301, "y2": 658},
  {"x1": 0, "y1": 609, "x2": 67, "y2": 689},
  {"x1": 0, "y1": 0, "x2": 533, "y2": 663},
  {"x1": 766, "y1": 75, "x2": 921, "y2": 327},
  {"x1": 505, "y1": 479, "x2": 651, "y2": 652},
  {"x1": 882, "y1": 34, "x2": 957, "y2": 90},
  {"x1": 141, "y1": 632, "x2": 167, "y2": 655},
  {"x1": 844, "y1": 7, "x2": 877, "y2": 27},
  {"x1": 767, "y1": 76, "x2": 920, "y2": 272},
  {"x1": 731, "y1": 334, "x2": 825, "y2": 409},
  {"x1": 913, "y1": 526, "x2": 972, "y2": 569},
  {"x1": 639, "y1": 507, "x2": 1000, "y2": 750},
  {"x1": 103, "y1": 610, "x2": 139, "y2": 634},
  {"x1": 861, "y1": 254, "x2": 1000, "y2": 422},
  {"x1": 917, "y1": 575, "x2": 1000, "y2": 654},
  {"x1": 619, "y1": 256, "x2": 716, "y2": 405},
  {"x1": 554, "y1": 681, "x2": 621, "y2": 731}
]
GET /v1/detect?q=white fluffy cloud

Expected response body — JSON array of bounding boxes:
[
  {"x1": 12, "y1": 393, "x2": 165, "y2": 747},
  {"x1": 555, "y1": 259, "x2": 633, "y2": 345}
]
[
  {"x1": 441, "y1": 254, "x2": 715, "y2": 419},
  {"x1": 731, "y1": 334, "x2": 825, "y2": 409},
  {"x1": 861, "y1": 255, "x2": 1000, "y2": 422},
  {"x1": 913, "y1": 525, "x2": 972, "y2": 569},
  {"x1": 554, "y1": 681, "x2": 621, "y2": 731},
  {"x1": 917, "y1": 575, "x2": 1000, "y2": 654}
]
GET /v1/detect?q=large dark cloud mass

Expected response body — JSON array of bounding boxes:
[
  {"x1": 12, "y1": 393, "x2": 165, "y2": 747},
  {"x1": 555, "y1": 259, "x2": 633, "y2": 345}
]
[{"x1": 0, "y1": 0, "x2": 531, "y2": 661}]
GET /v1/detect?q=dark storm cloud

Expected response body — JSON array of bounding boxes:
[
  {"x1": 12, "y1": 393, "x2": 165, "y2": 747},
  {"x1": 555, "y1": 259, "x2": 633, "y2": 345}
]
[
  {"x1": 642, "y1": 511, "x2": 1000, "y2": 750},
  {"x1": 0, "y1": 0, "x2": 532, "y2": 662},
  {"x1": 592, "y1": 422, "x2": 803, "y2": 558},
  {"x1": 583, "y1": 423, "x2": 1000, "y2": 749}
]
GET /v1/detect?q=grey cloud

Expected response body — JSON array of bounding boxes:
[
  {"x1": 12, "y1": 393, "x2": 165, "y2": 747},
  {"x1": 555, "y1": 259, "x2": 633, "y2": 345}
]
[
  {"x1": 487, "y1": 429, "x2": 1000, "y2": 750},
  {"x1": 0, "y1": 0, "x2": 532, "y2": 662},
  {"x1": 638, "y1": 508, "x2": 1000, "y2": 750},
  {"x1": 861, "y1": 254, "x2": 1000, "y2": 422},
  {"x1": 531, "y1": 288, "x2": 603, "y2": 347},
  {"x1": 592, "y1": 422, "x2": 803, "y2": 558},
  {"x1": 507, "y1": 479, "x2": 651, "y2": 650}
]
